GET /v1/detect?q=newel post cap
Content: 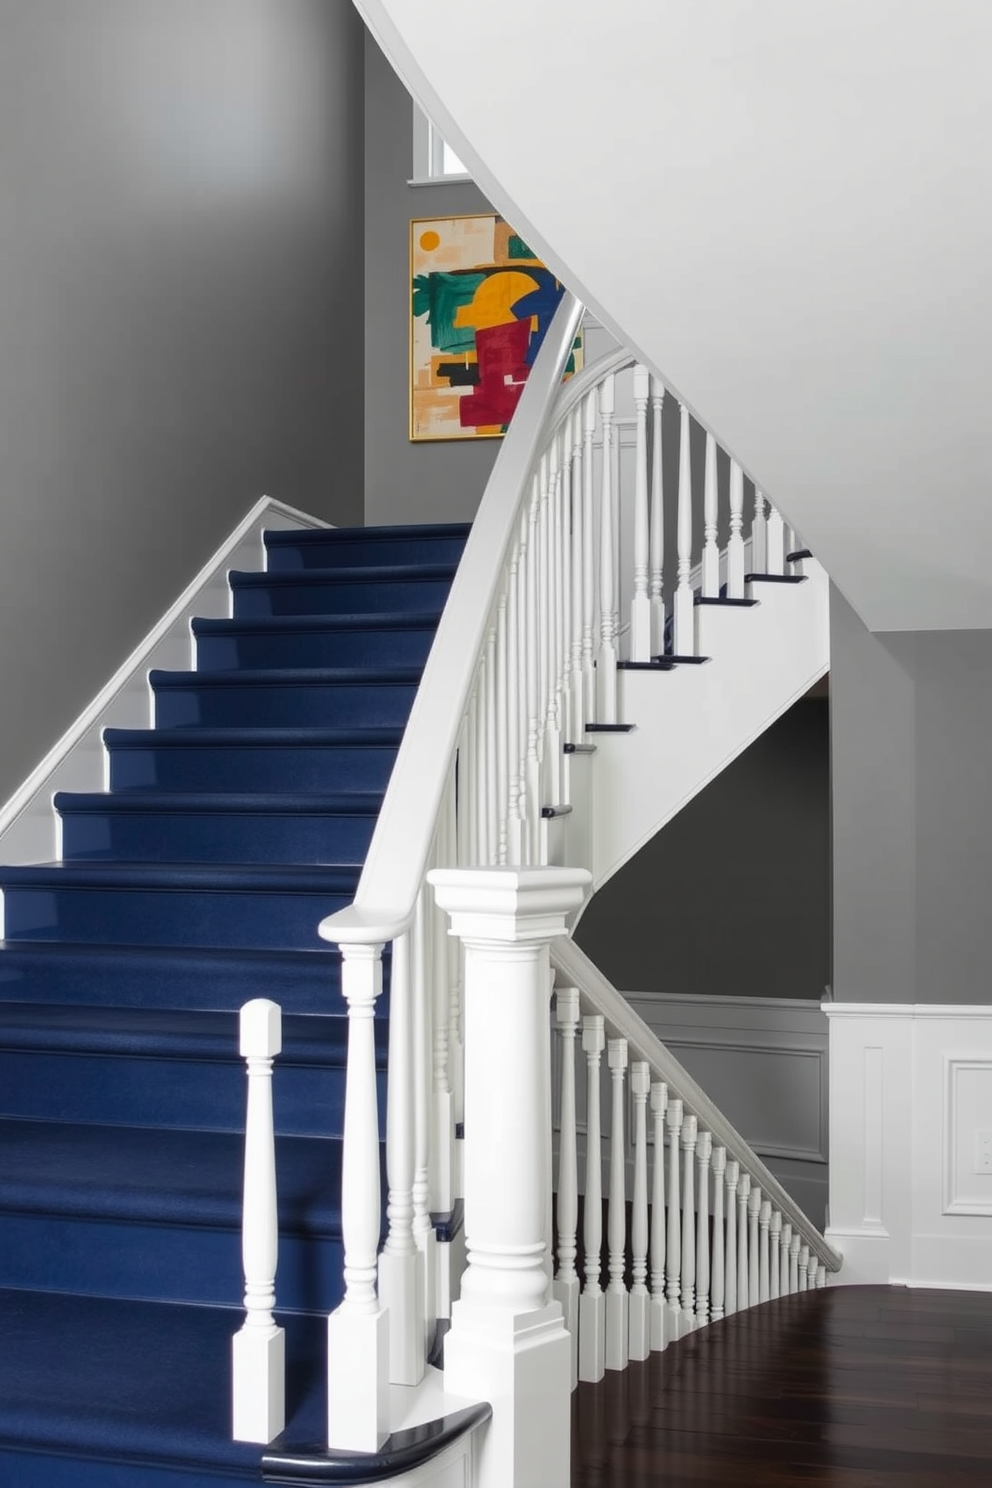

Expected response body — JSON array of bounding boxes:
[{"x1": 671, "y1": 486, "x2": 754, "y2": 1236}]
[{"x1": 428, "y1": 866, "x2": 590, "y2": 944}]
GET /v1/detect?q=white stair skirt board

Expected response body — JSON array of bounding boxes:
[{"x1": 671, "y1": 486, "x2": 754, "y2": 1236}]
[
  {"x1": 0, "y1": 496, "x2": 328, "y2": 866},
  {"x1": 580, "y1": 559, "x2": 828, "y2": 896},
  {"x1": 826, "y1": 1003, "x2": 992, "y2": 1290}
]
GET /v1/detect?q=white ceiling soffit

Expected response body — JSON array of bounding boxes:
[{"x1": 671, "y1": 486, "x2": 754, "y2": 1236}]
[{"x1": 358, "y1": 0, "x2": 992, "y2": 632}]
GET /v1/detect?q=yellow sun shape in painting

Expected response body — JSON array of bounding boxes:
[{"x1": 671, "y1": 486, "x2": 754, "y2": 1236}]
[{"x1": 419, "y1": 230, "x2": 441, "y2": 252}]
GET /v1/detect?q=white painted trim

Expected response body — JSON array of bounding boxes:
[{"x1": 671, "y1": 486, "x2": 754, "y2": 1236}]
[
  {"x1": 827, "y1": 1003, "x2": 992, "y2": 1018},
  {"x1": 0, "y1": 496, "x2": 327, "y2": 865}
]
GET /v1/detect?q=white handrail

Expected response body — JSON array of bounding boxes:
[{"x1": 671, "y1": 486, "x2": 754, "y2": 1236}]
[{"x1": 319, "y1": 292, "x2": 584, "y2": 950}]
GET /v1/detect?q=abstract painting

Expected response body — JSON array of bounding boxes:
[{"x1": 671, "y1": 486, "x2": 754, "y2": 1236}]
[{"x1": 410, "y1": 214, "x2": 583, "y2": 442}]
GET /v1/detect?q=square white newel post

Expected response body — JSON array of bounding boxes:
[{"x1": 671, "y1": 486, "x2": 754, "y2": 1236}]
[
  {"x1": 326, "y1": 942, "x2": 389, "y2": 1453},
  {"x1": 428, "y1": 866, "x2": 590, "y2": 1488}
]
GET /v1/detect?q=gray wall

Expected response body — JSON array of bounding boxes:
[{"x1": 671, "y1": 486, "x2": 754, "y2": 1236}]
[
  {"x1": 0, "y1": 0, "x2": 365, "y2": 805},
  {"x1": 831, "y1": 587, "x2": 992, "y2": 1004},
  {"x1": 363, "y1": 31, "x2": 500, "y2": 525},
  {"x1": 575, "y1": 696, "x2": 831, "y2": 998}
]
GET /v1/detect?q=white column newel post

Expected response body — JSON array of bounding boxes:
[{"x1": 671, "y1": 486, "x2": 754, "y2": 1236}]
[
  {"x1": 649, "y1": 376, "x2": 666, "y2": 657},
  {"x1": 628, "y1": 1060, "x2": 651, "y2": 1362},
  {"x1": 680, "y1": 1114, "x2": 698, "y2": 1331},
  {"x1": 232, "y1": 998, "x2": 284, "y2": 1444},
  {"x1": 766, "y1": 502, "x2": 786, "y2": 575},
  {"x1": 649, "y1": 1081, "x2": 668, "y2": 1351},
  {"x1": 695, "y1": 1131, "x2": 712, "y2": 1328},
  {"x1": 748, "y1": 1186, "x2": 761, "y2": 1307},
  {"x1": 737, "y1": 1173, "x2": 750, "y2": 1313},
  {"x1": 758, "y1": 1200, "x2": 771, "y2": 1305},
  {"x1": 780, "y1": 1223, "x2": 793, "y2": 1297},
  {"x1": 752, "y1": 490, "x2": 767, "y2": 573},
  {"x1": 377, "y1": 932, "x2": 424, "y2": 1387},
  {"x1": 597, "y1": 373, "x2": 618, "y2": 722},
  {"x1": 674, "y1": 402, "x2": 695, "y2": 657},
  {"x1": 799, "y1": 1244, "x2": 810, "y2": 1292},
  {"x1": 724, "y1": 1160, "x2": 739, "y2": 1317},
  {"x1": 553, "y1": 987, "x2": 581, "y2": 1390},
  {"x1": 701, "y1": 433, "x2": 720, "y2": 599},
  {"x1": 728, "y1": 460, "x2": 745, "y2": 598},
  {"x1": 326, "y1": 943, "x2": 389, "y2": 1452},
  {"x1": 630, "y1": 365, "x2": 652, "y2": 660},
  {"x1": 579, "y1": 1014, "x2": 606, "y2": 1383},
  {"x1": 665, "y1": 1097, "x2": 684, "y2": 1341},
  {"x1": 769, "y1": 1211, "x2": 782, "y2": 1302},
  {"x1": 789, "y1": 1232, "x2": 801, "y2": 1294},
  {"x1": 710, "y1": 1146, "x2": 726, "y2": 1323},
  {"x1": 605, "y1": 1037, "x2": 629, "y2": 1371},
  {"x1": 428, "y1": 866, "x2": 589, "y2": 1488}
]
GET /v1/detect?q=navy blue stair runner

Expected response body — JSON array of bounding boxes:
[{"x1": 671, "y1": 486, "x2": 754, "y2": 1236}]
[{"x1": 0, "y1": 522, "x2": 469, "y2": 1487}]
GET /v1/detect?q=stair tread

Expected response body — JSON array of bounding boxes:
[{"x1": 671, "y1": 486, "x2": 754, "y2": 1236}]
[
  {"x1": 105, "y1": 724, "x2": 405, "y2": 747},
  {"x1": 0, "y1": 1287, "x2": 323, "y2": 1470},
  {"x1": 192, "y1": 609, "x2": 445, "y2": 635},
  {"x1": 0, "y1": 1117, "x2": 347, "y2": 1232},
  {"x1": 151, "y1": 665, "x2": 424, "y2": 688},
  {"x1": 231, "y1": 561, "x2": 460, "y2": 586},
  {"x1": 0, "y1": 861, "x2": 362, "y2": 891},
  {"x1": 55, "y1": 790, "x2": 385, "y2": 816},
  {"x1": 265, "y1": 521, "x2": 471, "y2": 543}
]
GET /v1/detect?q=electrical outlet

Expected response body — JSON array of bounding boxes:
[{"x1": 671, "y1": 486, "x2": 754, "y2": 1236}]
[{"x1": 974, "y1": 1130, "x2": 992, "y2": 1174}]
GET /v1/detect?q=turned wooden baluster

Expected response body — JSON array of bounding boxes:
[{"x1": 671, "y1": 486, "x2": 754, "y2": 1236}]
[
  {"x1": 673, "y1": 402, "x2": 695, "y2": 656},
  {"x1": 680, "y1": 1113, "x2": 698, "y2": 1332},
  {"x1": 649, "y1": 1081, "x2": 668, "y2": 1350},
  {"x1": 701, "y1": 432, "x2": 720, "y2": 599},
  {"x1": 789, "y1": 1232, "x2": 801, "y2": 1294},
  {"x1": 629, "y1": 1060, "x2": 651, "y2": 1361},
  {"x1": 233, "y1": 998, "x2": 284, "y2": 1444},
  {"x1": 728, "y1": 459, "x2": 745, "y2": 598},
  {"x1": 411, "y1": 893, "x2": 435, "y2": 1351},
  {"x1": 816, "y1": 1264, "x2": 827, "y2": 1289},
  {"x1": 579, "y1": 1015, "x2": 606, "y2": 1382},
  {"x1": 649, "y1": 375, "x2": 666, "y2": 657},
  {"x1": 581, "y1": 389, "x2": 597, "y2": 725},
  {"x1": 630, "y1": 365, "x2": 652, "y2": 660},
  {"x1": 553, "y1": 987, "x2": 581, "y2": 1389},
  {"x1": 605, "y1": 1037, "x2": 629, "y2": 1371},
  {"x1": 748, "y1": 1186, "x2": 761, "y2": 1306},
  {"x1": 598, "y1": 373, "x2": 618, "y2": 721},
  {"x1": 799, "y1": 1245, "x2": 810, "y2": 1292},
  {"x1": 724, "y1": 1159, "x2": 739, "y2": 1317},
  {"x1": 766, "y1": 500, "x2": 786, "y2": 575},
  {"x1": 737, "y1": 1173, "x2": 751, "y2": 1312},
  {"x1": 752, "y1": 489, "x2": 767, "y2": 573},
  {"x1": 695, "y1": 1130, "x2": 712, "y2": 1328},
  {"x1": 666, "y1": 1097, "x2": 684, "y2": 1341},
  {"x1": 780, "y1": 1222, "x2": 793, "y2": 1296},
  {"x1": 710, "y1": 1146, "x2": 726, "y2": 1323},
  {"x1": 542, "y1": 442, "x2": 561, "y2": 809},
  {"x1": 568, "y1": 410, "x2": 585, "y2": 744},
  {"x1": 758, "y1": 1200, "x2": 771, "y2": 1305},
  {"x1": 769, "y1": 1211, "x2": 782, "y2": 1301}
]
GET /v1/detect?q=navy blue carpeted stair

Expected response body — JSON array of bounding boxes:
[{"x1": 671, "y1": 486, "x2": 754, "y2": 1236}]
[{"x1": 0, "y1": 521, "x2": 469, "y2": 1487}]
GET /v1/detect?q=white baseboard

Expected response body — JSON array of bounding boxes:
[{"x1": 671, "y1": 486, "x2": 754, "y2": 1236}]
[
  {"x1": 826, "y1": 1002, "x2": 992, "y2": 1289},
  {"x1": 0, "y1": 496, "x2": 328, "y2": 866}
]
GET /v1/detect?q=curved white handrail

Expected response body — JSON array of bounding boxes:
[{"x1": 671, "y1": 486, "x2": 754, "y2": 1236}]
[{"x1": 320, "y1": 292, "x2": 585, "y2": 948}]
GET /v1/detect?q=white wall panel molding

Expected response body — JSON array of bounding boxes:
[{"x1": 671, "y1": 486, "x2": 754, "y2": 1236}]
[
  {"x1": 826, "y1": 1003, "x2": 992, "y2": 1288},
  {"x1": 0, "y1": 497, "x2": 327, "y2": 866}
]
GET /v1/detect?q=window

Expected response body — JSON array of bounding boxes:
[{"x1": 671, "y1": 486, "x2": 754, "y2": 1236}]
[{"x1": 411, "y1": 102, "x2": 471, "y2": 184}]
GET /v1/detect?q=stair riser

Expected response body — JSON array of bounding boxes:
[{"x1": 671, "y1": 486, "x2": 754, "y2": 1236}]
[
  {"x1": 194, "y1": 626, "x2": 437, "y2": 671},
  {"x1": 0, "y1": 1213, "x2": 347, "y2": 1313},
  {"x1": 107, "y1": 742, "x2": 399, "y2": 794},
  {"x1": 0, "y1": 1449, "x2": 263, "y2": 1488},
  {"x1": 265, "y1": 534, "x2": 469, "y2": 570},
  {"x1": 59, "y1": 807, "x2": 377, "y2": 865},
  {"x1": 1, "y1": 884, "x2": 355, "y2": 951},
  {"x1": 153, "y1": 680, "x2": 418, "y2": 730},
  {"x1": 233, "y1": 576, "x2": 454, "y2": 619},
  {"x1": 0, "y1": 1050, "x2": 385, "y2": 1137}
]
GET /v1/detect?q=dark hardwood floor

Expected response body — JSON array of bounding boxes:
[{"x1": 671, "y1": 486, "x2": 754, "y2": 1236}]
[{"x1": 571, "y1": 1285, "x2": 992, "y2": 1485}]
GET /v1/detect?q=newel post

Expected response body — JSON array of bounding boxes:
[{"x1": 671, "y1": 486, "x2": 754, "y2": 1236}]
[{"x1": 428, "y1": 866, "x2": 591, "y2": 1488}]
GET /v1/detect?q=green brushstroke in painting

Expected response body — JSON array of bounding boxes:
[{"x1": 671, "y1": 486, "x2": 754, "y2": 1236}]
[{"x1": 411, "y1": 271, "x2": 486, "y2": 353}]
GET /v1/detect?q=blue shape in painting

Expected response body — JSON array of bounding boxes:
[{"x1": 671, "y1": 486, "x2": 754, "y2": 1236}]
[{"x1": 509, "y1": 270, "x2": 566, "y2": 365}]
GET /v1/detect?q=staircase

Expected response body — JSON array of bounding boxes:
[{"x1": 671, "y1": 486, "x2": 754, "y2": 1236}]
[{"x1": 0, "y1": 523, "x2": 469, "y2": 1487}]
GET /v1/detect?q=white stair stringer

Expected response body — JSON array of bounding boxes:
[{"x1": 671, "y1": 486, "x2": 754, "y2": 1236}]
[{"x1": 572, "y1": 559, "x2": 829, "y2": 898}]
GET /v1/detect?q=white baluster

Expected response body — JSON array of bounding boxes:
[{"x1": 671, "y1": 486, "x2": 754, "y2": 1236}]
[
  {"x1": 525, "y1": 477, "x2": 541, "y2": 862},
  {"x1": 769, "y1": 1211, "x2": 782, "y2": 1302},
  {"x1": 799, "y1": 1244, "x2": 810, "y2": 1292},
  {"x1": 553, "y1": 987, "x2": 581, "y2": 1389},
  {"x1": 789, "y1": 1232, "x2": 801, "y2": 1294},
  {"x1": 758, "y1": 1200, "x2": 771, "y2": 1305},
  {"x1": 681, "y1": 1114, "x2": 698, "y2": 1331},
  {"x1": 598, "y1": 374, "x2": 618, "y2": 721},
  {"x1": 766, "y1": 500, "x2": 786, "y2": 575},
  {"x1": 666, "y1": 1097, "x2": 684, "y2": 1341},
  {"x1": 630, "y1": 365, "x2": 652, "y2": 660},
  {"x1": 505, "y1": 542, "x2": 523, "y2": 865},
  {"x1": 496, "y1": 588, "x2": 509, "y2": 863},
  {"x1": 780, "y1": 1223, "x2": 793, "y2": 1297},
  {"x1": 629, "y1": 1060, "x2": 651, "y2": 1361},
  {"x1": 605, "y1": 1038, "x2": 629, "y2": 1371},
  {"x1": 727, "y1": 459, "x2": 745, "y2": 599},
  {"x1": 485, "y1": 622, "x2": 498, "y2": 862},
  {"x1": 326, "y1": 944, "x2": 388, "y2": 1452},
  {"x1": 649, "y1": 1081, "x2": 668, "y2": 1351},
  {"x1": 475, "y1": 657, "x2": 488, "y2": 865},
  {"x1": 751, "y1": 489, "x2": 767, "y2": 573},
  {"x1": 695, "y1": 1131, "x2": 712, "y2": 1328},
  {"x1": 378, "y1": 932, "x2": 424, "y2": 1387},
  {"x1": 581, "y1": 390, "x2": 597, "y2": 726},
  {"x1": 233, "y1": 998, "x2": 284, "y2": 1444},
  {"x1": 559, "y1": 428, "x2": 574, "y2": 765},
  {"x1": 748, "y1": 1186, "x2": 761, "y2": 1306},
  {"x1": 673, "y1": 402, "x2": 695, "y2": 656},
  {"x1": 411, "y1": 894, "x2": 435, "y2": 1352},
  {"x1": 701, "y1": 432, "x2": 720, "y2": 599},
  {"x1": 568, "y1": 411, "x2": 585, "y2": 744},
  {"x1": 542, "y1": 445, "x2": 560, "y2": 810},
  {"x1": 431, "y1": 878, "x2": 454, "y2": 1222},
  {"x1": 816, "y1": 1264, "x2": 827, "y2": 1289},
  {"x1": 649, "y1": 376, "x2": 666, "y2": 657},
  {"x1": 579, "y1": 1015, "x2": 606, "y2": 1382},
  {"x1": 724, "y1": 1159, "x2": 739, "y2": 1317},
  {"x1": 710, "y1": 1146, "x2": 726, "y2": 1323},
  {"x1": 737, "y1": 1172, "x2": 750, "y2": 1312}
]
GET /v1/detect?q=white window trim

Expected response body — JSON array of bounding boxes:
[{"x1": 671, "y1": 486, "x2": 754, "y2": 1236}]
[{"x1": 409, "y1": 101, "x2": 472, "y2": 187}]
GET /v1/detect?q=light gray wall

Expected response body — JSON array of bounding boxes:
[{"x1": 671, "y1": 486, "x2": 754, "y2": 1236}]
[
  {"x1": 575, "y1": 696, "x2": 831, "y2": 999},
  {"x1": 832, "y1": 587, "x2": 992, "y2": 1004},
  {"x1": 363, "y1": 31, "x2": 500, "y2": 525},
  {"x1": 0, "y1": 0, "x2": 365, "y2": 806}
]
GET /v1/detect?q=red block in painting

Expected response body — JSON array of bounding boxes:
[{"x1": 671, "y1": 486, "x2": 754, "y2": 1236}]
[{"x1": 460, "y1": 319, "x2": 530, "y2": 429}]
